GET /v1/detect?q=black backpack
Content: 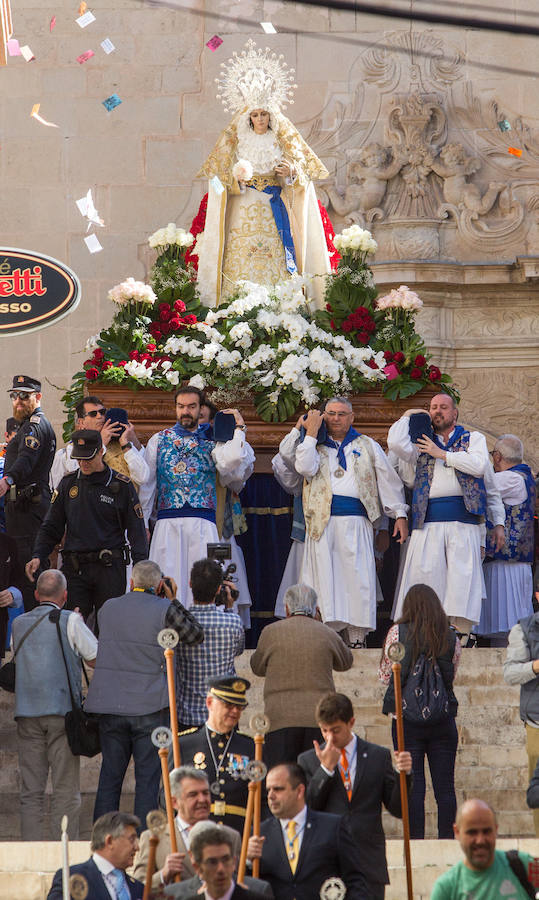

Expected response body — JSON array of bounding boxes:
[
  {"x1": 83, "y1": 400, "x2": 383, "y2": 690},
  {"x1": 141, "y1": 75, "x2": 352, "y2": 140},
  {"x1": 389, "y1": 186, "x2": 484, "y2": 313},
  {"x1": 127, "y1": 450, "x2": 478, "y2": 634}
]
[{"x1": 401, "y1": 653, "x2": 450, "y2": 725}]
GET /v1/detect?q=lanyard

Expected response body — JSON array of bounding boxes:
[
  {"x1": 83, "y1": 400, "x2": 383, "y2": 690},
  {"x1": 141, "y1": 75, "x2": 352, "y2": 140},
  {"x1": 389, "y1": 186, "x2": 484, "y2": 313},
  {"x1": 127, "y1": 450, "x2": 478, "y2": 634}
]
[
  {"x1": 284, "y1": 821, "x2": 305, "y2": 860},
  {"x1": 204, "y1": 725, "x2": 234, "y2": 778}
]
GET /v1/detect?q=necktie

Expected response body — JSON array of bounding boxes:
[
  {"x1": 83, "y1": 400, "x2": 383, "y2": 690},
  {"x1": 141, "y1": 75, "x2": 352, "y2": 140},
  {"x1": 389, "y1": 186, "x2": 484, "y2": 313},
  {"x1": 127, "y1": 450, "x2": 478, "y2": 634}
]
[
  {"x1": 112, "y1": 868, "x2": 131, "y2": 900},
  {"x1": 340, "y1": 748, "x2": 352, "y2": 802},
  {"x1": 286, "y1": 820, "x2": 299, "y2": 874}
]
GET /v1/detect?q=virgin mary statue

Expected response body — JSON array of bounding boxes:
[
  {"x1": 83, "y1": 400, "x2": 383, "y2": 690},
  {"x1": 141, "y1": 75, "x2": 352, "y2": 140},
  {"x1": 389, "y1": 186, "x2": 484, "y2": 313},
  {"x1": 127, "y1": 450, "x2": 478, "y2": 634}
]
[{"x1": 190, "y1": 41, "x2": 337, "y2": 308}]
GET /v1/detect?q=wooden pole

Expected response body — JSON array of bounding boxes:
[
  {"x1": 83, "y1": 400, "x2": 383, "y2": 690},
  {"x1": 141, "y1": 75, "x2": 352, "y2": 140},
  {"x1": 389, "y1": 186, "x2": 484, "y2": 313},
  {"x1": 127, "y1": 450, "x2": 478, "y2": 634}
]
[
  {"x1": 252, "y1": 734, "x2": 264, "y2": 879},
  {"x1": 158, "y1": 747, "x2": 181, "y2": 883},
  {"x1": 392, "y1": 660, "x2": 413, "y2": 900},
  {"x1": 142, "y1": 834, "x2": 159, "y2": 900},
  {"x1": 164, "y1": 648, "x2": 181, "y2": 769},
  {"x1": 237, "y1": 781, "x2": 256, "y2": 884}
]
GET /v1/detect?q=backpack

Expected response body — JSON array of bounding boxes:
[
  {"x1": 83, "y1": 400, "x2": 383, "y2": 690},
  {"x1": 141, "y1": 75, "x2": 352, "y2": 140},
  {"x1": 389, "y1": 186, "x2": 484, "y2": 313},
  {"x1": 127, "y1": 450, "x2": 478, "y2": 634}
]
[{"x1": 401, "y1": 653, "x2": 450, "y2": 725}]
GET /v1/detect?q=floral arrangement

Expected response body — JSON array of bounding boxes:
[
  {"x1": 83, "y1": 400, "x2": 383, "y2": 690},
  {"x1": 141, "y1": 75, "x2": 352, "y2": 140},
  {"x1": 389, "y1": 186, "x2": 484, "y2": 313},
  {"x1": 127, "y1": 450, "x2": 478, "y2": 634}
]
[{"x1": 62, "y1": 222, "x2": 456, "y2": 434}]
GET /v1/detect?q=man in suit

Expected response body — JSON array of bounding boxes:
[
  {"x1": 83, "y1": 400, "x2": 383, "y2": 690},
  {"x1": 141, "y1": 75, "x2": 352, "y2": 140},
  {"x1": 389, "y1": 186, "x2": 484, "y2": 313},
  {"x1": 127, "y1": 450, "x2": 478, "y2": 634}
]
[
  {"x1": 298, "y1": 692, "x2": 412, "y2": 900},
  {"x1": 247, "y1": 762, "x2": 369, "y2": 900},
  {"x1": 47, "y1": 811, "x2": 143, "y2": 899}
]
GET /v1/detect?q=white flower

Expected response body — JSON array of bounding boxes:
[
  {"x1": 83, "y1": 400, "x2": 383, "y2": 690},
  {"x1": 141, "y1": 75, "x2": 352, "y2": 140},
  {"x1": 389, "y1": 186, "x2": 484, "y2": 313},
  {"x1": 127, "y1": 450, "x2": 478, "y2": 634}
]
[
  {"x1": 216, "y1": 348, "x2": 242, "y2": 369},
  {"x1": 148, "y1": 223, "x2": 194, "y2": 249},
  {"x1": 334, "y1": 225, "x2": 377, "y2": 256},
  {"x1": 308, "y1": 346, "x2": 342, "y2": 382},
  {"x1": 84, "y1": 333, "x2": 100, "y2": 352},
  {"x1": 165, "y1": 370, "x2": 180, "y2": 386},
  {"x1": 108, "y1": 277, "x2": 156, "y2": 306},
  {"x1": 229, "y1": 322, "x2": 253, "y2": 350},
  {"x1": 125, "y1": 360, "x2": 153, "y2": 380},
  {"x1": 161, "y1": 360, "x2": 173, "y2": 372},
  {"x1": 232, "y1": 158, "x2": 254, "y2": 182},
  {"x1": 188, "y1": 374, "x2": 206, "y2": 389},
  {"x1": 268, "y1": 390, "x2": 280, "y2": 404},
  {"x1": 376, "y1": 285, "x2": 423, "y2": 311},
  {"x1": 244, "y1": 344, "x2": 276, "y2": 370},
  {"x1": 277, "y1": 353, "x2": 310, "y2": 385},
  {"x1": 258, "y1": 371, "x2": 275, "y2": 387},
  {"x1": 201, "y1": 342, "x2": 221, "y2": 366}
]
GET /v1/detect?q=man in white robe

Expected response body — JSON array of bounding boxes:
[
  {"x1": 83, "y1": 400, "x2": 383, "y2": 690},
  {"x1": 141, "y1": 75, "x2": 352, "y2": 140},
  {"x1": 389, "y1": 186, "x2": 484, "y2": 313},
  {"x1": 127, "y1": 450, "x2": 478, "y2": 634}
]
[
  {"x1": 139, "y1": 387, "x2": 254, "y2": 608},
  {"x1": 388, "y1": 393, "x2": 505, "y2": 636},
  {"x1": 281, "y1": 399, "x2": 408, "y2": 646}
]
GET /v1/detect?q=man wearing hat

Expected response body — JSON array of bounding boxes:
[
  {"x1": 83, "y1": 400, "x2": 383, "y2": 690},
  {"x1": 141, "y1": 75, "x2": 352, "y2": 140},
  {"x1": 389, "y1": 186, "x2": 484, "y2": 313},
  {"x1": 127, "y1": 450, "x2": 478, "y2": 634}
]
[
  {"x1": 177, "y1": 675, "x2": 255, "y2": 834},
  {"x1": 25, "y1": 429, "x2": 148, "y2": 621},
  {"x1": 0, "y1": 376, "x2": 56, "y2": 610}
]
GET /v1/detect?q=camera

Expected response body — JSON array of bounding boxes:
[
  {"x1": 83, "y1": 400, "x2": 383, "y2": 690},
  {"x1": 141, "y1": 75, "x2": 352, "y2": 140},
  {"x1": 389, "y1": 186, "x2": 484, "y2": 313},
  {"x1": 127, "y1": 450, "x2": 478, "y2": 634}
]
[
  {"x1": 207, "y1": 542, "x2": 239, "y2": 606},
  {"x1": 157, "y1": 575, "x2": 174, "y2": 598}
]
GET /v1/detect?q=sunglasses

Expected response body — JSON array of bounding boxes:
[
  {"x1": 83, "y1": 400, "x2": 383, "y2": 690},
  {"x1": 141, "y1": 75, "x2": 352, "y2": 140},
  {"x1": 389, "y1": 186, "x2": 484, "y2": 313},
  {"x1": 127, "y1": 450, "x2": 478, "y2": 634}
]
[
  {"x1": 83, "y1": 408, "x2": 106, "y2": 418},
  {"x1": 9, "y1": 391, "x2": 34, "y2": 401}
]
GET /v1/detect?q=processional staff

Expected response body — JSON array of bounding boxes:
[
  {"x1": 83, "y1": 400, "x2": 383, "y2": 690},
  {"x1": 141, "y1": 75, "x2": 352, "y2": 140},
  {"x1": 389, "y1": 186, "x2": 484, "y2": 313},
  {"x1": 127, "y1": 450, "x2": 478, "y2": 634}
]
[
  {"x1": 250, "y1": 713, "x2": 270, "y2": 880},
  {"x1": 237, "y1": 757, "x2": 268, "y2": 885},
  {"x1": 388, "y1": 641, "x2": 413, "y2": 900},
  {"x1": 143, "y1": 809, "x2": 167, "y2": 900},
  {"x1": 152, "y1": 725, "x2": 182, "y2": 884},
  {"x1": 157, "y1": 627, "x2": 181, "y2": 769}
]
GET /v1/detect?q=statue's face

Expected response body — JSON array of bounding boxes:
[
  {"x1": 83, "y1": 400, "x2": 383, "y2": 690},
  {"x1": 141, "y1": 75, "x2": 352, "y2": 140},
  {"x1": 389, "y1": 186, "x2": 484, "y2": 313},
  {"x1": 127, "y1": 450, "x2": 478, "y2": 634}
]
[{"x1": 250, "y1": 109, "x2": 270, "y2": 134}]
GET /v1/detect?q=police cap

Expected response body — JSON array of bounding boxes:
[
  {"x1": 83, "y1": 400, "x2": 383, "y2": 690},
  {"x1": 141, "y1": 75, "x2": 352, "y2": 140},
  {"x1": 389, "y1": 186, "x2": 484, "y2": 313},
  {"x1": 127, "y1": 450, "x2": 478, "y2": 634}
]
[
  {"x1": 70, "y1": 429, "x2": 103, "y2": 459},
  {"x1": 8, "y1": 375, "x2": 41, "y2": 393},
  {"x1": 208, "y1": 675, "x2": 250, "y2": 708}
]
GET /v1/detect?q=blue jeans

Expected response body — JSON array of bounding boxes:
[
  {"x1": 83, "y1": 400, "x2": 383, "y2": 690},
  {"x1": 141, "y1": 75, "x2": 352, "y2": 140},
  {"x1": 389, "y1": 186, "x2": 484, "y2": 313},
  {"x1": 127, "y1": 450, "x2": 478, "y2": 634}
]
[
  {"x1": 392, "y1": 716, "x2": 458, "y2": 839},
  {"x1": 94, "y1": 709, "x2": 167, "y2": 828}
]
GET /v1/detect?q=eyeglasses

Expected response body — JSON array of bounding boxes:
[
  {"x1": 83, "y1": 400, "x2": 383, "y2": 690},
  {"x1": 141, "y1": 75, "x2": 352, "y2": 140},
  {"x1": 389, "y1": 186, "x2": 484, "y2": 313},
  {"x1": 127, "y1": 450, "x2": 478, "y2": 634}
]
[
  {"x1": 84, "y1": 408, "x2": 106, "y2": 418},
  {"x1": 9, "y1": 391, "x2": 34, "y2": 401},
  {"x1": 201, "y1": 853, "x2": 233, "y2": 868}
]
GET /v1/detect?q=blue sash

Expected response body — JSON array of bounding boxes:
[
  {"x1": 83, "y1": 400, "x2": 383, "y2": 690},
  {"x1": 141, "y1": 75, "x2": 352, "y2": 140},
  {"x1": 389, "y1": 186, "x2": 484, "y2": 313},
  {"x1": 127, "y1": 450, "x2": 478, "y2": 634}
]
[
  {"x1": 322, "y1": 427, "x2": 361, "y2": 471},
  {"x1": 330, "y1": 496, "x2": 367, "y2": 518},
  {"x1": 432, "y1": 424, "x2": 466, "y2": 452},
  {"x1": 424, "y1": 496, "x2": 481, "y2": 525},
  {"x1": 257, "y1": 186, "x2": 297, "y2": 274},
  {"x1": 173, "y1": 422, "x2": 213, "y2": 442},
  {"x1": 157, "y1": 503, "x2": 216, "y2": 523}
]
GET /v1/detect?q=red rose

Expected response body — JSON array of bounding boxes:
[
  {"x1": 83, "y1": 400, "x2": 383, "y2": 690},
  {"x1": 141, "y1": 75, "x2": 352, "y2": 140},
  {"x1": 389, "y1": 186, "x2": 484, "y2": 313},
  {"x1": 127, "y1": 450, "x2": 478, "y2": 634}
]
[
  {"x1": 83, "y1": 359, "x2": 92, "y2": 367},
  {"x1": 101, "y1": 361, "x2": 113, "y2": 371},
  {"x1": 355, "y1": 306, "x2": 368, "y2": 316},
  {"x1": 149, "y1": 323, "x2": 162, "y2": 339},
  {"x1": 85, "y1": 367, "x2": 99, "y2": 380},
  {"x1": 117, "y1": 360, "x2": 128, "y2": 367},
  {"x1": 366, "y1": 358, "x2": 378, "y2": 369},
  {"x1": 410, "y1": 367, "x2": 423, "y2": 379},
  {"x1": 174, "y1": 300, "x2": 186, "y2": 313},
  {"x1": 160, "y1": 321, "x2": 172, "y2": 334},
  {"x1": 414, "y1": 354, "x2": 426, "y2": 367},
  {"x1": 140, "y1": 353, "x2": 151, "y2": 362},
  {"x1": 326, "y1": 303, "x2": 333, "y2": 312},
  {"x1": 330, "y1": 320, "x2": 336, "y2": 330},
  {"x1": 129, "y1": 350, "x2": 140, "y2": 361},
  {"x1": 93, "y1": 348, "x2": 104, "y2": 361},
  {"x1": 393, "y1": 351, "x2": 405, "y2": 364},
  {"x1": 357, "y1": 330, "x2": 370, "y2": 344},
  {"x1": 429, "y1": 366, "x2": 442, "y2": 381},
  {"x1": 169, "y1": 317, "x2": 181, "y2": 330},
  {"x1": 182, "y1": 314, "x2": 197, "y2": 325},
  {"x1": 342, "y1": 320, "x2": 353, "y2": 333},
  {"x1": 383, "y1": 351, "x2": 393, "y2": 362},
  {"x1": 146, "y1": 343, "x2": 157, "y2": 352},
  {"x1": 159, "y1": 306, "x2": 172, "y2": 322}
]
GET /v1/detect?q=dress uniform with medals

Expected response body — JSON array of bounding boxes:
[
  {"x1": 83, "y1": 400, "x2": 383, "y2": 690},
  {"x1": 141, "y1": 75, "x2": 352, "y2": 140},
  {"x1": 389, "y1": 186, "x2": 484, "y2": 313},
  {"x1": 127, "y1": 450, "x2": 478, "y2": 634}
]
[
  {"x1": 31, "y1": 430, "x2": 148, "y2": 621},
  {"x1": 178, "y1": 676, "x2": 255, "y2": 834},
  {"x1": 2, "y1": 376, "x2": 56, "y2": 610}
]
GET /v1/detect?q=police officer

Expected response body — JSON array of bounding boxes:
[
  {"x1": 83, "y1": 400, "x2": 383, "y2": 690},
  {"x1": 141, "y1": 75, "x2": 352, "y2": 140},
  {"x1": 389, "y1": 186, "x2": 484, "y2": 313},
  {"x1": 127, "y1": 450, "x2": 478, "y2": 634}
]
[
  {"x1": 25, "y1": 430, "x2": 148, "y2": 622},
  {"x1": 0, "y1": 375, "x2": 56, "y2": 610},
  {"x1": 177, "y1": 676, "x2": 256, "y2": 835}
]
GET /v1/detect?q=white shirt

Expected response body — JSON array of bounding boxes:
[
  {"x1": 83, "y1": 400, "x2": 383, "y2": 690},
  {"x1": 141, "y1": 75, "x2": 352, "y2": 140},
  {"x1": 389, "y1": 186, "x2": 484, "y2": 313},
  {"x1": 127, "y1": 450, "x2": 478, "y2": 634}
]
[
  {"x1": 271, "y1": 452, "x2": 303, "y2": 496},
  {"x1": 321, "y1": 734, "x2": 358, "y2": 783},
  {"x1": 493, "y1": 468, "x2": 528, "y2": 505},
  {"x1": 11, "y1": 603, "x2": 97, "y2": 659},
  {"x1": 175, "y1": 813, "x2": 192, "y2": 849},
  {"x1": 279, "y1": 804, "x2": 308, "y2": 857},
  {"x1": 51, "y1": 440, "x2": 149, "y2": 491},
  {"x1": 92, "y1": 852, "x2": 124, "y2": 900}
]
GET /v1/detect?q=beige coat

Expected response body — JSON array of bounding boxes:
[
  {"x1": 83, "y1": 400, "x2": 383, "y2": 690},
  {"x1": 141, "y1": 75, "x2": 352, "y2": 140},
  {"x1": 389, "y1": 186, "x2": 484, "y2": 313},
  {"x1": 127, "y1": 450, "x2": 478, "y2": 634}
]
[
  {"x1": 250, "y1": 615, "x2": 353, "y2": 731},
  {"x1": 131, "y1": 822, "x2": 195, "y2": 891}
]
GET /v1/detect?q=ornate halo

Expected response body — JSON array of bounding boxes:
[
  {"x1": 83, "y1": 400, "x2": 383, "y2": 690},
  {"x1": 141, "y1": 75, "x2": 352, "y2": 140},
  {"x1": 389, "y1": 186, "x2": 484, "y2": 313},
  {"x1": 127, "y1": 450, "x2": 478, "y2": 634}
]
[
  {"x1": 246, "y1": 759, "x2": 268, "y2": 782},
  {"x1": 387, "y1": 641, "x2": 405, "y2": 663},
  {"x1": 157, "y1": 628, "x2": 179, "y2": 649},
  {"x1": 215, "y1": 39, "x2": 297, "y2": 115},
  {"x1": 249, "y1": 713, "x2": 271, "y2": 735}
]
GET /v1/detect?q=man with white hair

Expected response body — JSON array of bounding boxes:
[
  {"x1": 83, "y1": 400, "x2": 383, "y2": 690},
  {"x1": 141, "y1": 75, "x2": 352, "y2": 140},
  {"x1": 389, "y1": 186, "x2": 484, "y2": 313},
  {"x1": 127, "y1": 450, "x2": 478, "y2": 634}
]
[
  {"x1": 250, "y1": 583, "x2": 353, "y2": 767},
  {"x1": 477, "y1": 434, "x2": 536, "y2": 645}
]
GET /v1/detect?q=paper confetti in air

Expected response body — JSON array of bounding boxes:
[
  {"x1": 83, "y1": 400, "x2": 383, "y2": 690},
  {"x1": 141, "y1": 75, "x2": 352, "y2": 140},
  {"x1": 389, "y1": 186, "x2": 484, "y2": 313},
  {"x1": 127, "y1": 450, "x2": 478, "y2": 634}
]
[
  {"x1": 84, "y1": 234, "x2": 103, "y2": 254},
  {"x1": 102, "y1": 93, "x2": 122, "y2": 112},
  {"x1": 261, "y1": 22, "x2": 277, "y2": 33},
  {"x1": 50, "y1": 16, "x2": 56, "y2": 31},
  {"x1": 508, "y1": 147, "x2": 522, "y2": 157},
  {"x1": 78, "y1": 1, "x2": 88, "y2": 14},
  {"x1": 206, "y1": 35, "x2": 223, "y2": 52},
  {"x1": 76, "y1": 189, "x2": 105, "y2": 230},
  {"x1": 76, "y1": 10, "x2": 96, "y2": 28},
  {"x1": 20, "y1": 45, "x2": 35, "y2": 62},
  {"x1": 7, "y1": 38, "x2": 20, "y2": 56},
  {"x1": 497, "y1": 119, "x2": 511, "y2": 132},
  {"x1": 100, "y1": 38, "x2": 115, "y2": 54},
  {"x1": 210, "y1": 175, "x2": 224, "y2": 195},
  {"x1": 77, "y1": 50, "x2": 95, "y2": 64},
  {"x1": 31, "y1": 104, "x2": 59, "y2": 128}
]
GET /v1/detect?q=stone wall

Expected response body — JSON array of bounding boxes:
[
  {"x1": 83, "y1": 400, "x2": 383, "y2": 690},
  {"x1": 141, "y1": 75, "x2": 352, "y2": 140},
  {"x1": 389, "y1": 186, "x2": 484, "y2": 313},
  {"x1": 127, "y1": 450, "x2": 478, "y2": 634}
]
[{"x1": 0, "y1": 0, "x2": 538, "y2": 460}]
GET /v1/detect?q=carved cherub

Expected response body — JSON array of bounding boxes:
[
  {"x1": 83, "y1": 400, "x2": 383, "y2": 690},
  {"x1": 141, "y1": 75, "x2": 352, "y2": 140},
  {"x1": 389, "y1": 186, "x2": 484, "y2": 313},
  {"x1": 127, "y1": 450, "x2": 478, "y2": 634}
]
[
  {"x1": 326, "y1": 142, "x2": 405, "y2": 222},
  {"x1": 431, "y1": 142, "x2": 509, "y2": 215}
]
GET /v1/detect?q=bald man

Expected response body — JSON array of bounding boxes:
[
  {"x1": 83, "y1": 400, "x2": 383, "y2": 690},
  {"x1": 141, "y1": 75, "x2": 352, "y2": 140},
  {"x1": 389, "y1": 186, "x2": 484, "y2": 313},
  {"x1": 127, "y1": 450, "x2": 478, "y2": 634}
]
[{"x1": 430, "y1": 798, "x2": 535, "y2": 898}]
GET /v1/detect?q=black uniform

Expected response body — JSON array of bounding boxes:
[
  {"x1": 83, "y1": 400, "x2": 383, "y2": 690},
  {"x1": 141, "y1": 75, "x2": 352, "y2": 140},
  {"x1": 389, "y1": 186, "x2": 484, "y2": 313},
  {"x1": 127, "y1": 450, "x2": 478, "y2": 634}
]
[
  {"x1": 179, "y1": 725, "x2": 255, "y2": 834},
  {"x1": 4, "y1": 407, "x2": 56, "y2": 610},
  {"x1": 32, "y1": 465, "x2": 148, "y2": 621}
]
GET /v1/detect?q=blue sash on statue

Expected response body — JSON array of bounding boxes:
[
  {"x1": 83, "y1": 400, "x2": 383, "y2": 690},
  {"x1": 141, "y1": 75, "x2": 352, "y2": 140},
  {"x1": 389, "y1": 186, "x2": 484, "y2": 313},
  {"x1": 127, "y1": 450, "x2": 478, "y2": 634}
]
[
  {"x1": 157, "y1": 503, "x2": 216, "y2": 523},
  {"x1": 424, "y1": 496, "x2": 481, "y2": 525},
  {"x1": 330, "y1": 495, "x2": 368, "y2": 517},
  {"x1": 258, "y1": 186, "x2": 297, "y2": 274}
]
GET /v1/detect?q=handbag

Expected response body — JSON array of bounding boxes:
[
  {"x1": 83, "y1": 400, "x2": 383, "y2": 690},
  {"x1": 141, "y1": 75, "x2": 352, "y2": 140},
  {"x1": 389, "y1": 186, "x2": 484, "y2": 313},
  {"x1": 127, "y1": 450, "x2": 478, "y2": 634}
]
[
  {"x1": 0, "y1": 609, "x2": 51, "y2": 692},
  {"x1": 51, "y1": 610, "x2": 101, "y2": 757}
]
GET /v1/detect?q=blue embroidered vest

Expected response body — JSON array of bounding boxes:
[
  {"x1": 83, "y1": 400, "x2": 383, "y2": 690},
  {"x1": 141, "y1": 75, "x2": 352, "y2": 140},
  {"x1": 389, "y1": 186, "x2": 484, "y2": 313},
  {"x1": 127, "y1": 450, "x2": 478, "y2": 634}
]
[
  {"x1": 412, "y1": 430, "x2": 487, "y2": 530},
  {"x1": 156, "y1": 427, "x2": 217, "y2": 516},
  {"x1": 485, "y1": 464, "x2": 536, "y2": 562}
]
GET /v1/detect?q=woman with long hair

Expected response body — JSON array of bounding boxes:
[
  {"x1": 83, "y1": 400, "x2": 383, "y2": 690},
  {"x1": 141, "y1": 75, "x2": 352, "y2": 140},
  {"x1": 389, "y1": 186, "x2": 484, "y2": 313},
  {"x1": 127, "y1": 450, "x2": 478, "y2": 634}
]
[{"x1": 379, "y1": 583, "x2": 461, "y2": 839}]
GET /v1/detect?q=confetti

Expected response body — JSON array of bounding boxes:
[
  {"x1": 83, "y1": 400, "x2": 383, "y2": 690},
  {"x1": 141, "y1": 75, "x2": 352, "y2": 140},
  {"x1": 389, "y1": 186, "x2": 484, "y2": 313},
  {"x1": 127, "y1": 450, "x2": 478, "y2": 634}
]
[
  {"x1": 31, "y1": 103, "x2": 59, "y2": 128},
  {"x1": 102, "y1": 93, "x2": 122, "y2": 112},
  {"x1": 78, "y1": 1, "x2": 87, "y2": 14},
  {"x1": 76, "y1": 189, "x2": 104, "y2": 230},
  {"x1": 50, "y1": 16, "x2": 56, "y2": 31},
  {"x1": 20, "y1": 45, "x2": 35, "y2": 62},
  {"x1": 498, "y1": 119, "x2": 511, "y2": 132},
  {"x1": 7, "y1": 38, "x2": 20, "y2": 56},
  {"x1": 100, "y1": 38, "x2": 115, "y2": 54},
  {"x1": 508, "y1": 147, "x2": 522, "y2": 157},
  {"x1": 261, "y1": 22, "x2": 277, "y2": 33},
  {"x1": 76, "y1": 10, "x2": 96, "y2": 28},
  {"x1": 210, "y1": 175, "x2": 224, "y2": 195},
  {"x1": 206, "y1": 35, "x2": 223, "y2": 52},
  {"x1": 77, "y1": 49, "x2": 95, "y2": 64},
  {"x1": 84, "y1": 234, "x2": 103, "y2": 254}
]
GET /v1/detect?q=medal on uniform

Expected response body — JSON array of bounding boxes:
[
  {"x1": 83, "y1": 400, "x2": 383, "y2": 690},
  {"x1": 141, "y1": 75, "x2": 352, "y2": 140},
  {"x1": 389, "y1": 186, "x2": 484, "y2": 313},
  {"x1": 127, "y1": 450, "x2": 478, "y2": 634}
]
[
  {"x1": 193, "y1": 751, "x2": 206, "y2": 767},
  {"x1": 334, "y1": 467, "x2": 345, "y2": 478},
  {"x1": 210, "y1": 781, "x2": 221, "y2": 796}
]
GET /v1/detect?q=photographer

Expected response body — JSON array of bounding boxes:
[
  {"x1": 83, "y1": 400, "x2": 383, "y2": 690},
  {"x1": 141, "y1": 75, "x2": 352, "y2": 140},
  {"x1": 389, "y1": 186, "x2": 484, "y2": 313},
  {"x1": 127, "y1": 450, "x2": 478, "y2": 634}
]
[
  {"x1": 176, "y1": 557, "x2": 245, "y2": 730},
  {"x1": 85, "y1": 560, "x2": 204, "y2": 827}
]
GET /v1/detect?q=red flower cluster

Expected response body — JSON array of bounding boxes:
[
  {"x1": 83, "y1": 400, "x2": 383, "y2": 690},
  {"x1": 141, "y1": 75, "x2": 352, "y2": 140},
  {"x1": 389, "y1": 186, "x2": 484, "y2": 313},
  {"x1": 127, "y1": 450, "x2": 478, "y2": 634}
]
[
  {"x1": 149, "y1": 300, "x2": 195, "y2": 341},
  {"x1": 341, "y1": 306, "x2": 376, "y2": 345},
  {"x1": 428, "y1": 365, "x2": 442, "y2": 382},
  {"x1": 84, "y1": 347, "x2": 107, "y2": 380}
]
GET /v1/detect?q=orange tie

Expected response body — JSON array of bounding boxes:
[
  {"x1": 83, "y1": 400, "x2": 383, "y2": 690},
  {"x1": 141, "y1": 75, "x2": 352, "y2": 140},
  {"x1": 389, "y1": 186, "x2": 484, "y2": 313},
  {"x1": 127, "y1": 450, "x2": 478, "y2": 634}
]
[{"x1": 340, "y1": 748, "x2": 352, "y2": 802}]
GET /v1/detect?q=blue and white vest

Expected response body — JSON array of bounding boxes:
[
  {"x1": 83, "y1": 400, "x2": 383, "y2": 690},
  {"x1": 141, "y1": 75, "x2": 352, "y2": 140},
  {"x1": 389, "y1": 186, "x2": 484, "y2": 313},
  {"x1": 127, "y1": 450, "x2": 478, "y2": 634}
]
[
  {"x1": 412, "y1": 430, "x2": 487, "y2": 531},
  {"x1": 156, "y1": 426, "x2": 217, "y2": 521},
  {"x1": 486, "y1": 464, "x2": 536, "y2": 563}
]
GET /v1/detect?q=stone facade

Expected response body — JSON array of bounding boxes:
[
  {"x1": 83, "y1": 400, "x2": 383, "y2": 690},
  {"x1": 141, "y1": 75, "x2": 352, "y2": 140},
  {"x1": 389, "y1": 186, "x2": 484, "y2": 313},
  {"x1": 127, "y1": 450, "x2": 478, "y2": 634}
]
[{"x1": 0, "y1": 1, "x2": 538, "y2": 464}]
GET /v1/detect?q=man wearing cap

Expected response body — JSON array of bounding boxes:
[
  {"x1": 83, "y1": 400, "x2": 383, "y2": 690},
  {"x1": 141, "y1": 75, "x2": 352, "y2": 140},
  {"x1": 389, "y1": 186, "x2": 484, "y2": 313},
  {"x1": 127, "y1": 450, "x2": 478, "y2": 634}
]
[
  {"x1": 177, "y1": 675, "x2": 255, "y2": 834},
  {"x1": 25, "y1": 429, "x2": 148, "y2": 621}
]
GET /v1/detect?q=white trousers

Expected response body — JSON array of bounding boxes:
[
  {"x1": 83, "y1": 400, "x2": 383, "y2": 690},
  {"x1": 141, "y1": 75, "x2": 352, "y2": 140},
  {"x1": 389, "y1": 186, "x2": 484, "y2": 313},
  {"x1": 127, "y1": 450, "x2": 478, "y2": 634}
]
[
  {"x1": 300, "y1": 516, "x2": 376, "y2": 631},
  {"x1": 274, "y1": 541, "x2": 305, "y2": 619}
]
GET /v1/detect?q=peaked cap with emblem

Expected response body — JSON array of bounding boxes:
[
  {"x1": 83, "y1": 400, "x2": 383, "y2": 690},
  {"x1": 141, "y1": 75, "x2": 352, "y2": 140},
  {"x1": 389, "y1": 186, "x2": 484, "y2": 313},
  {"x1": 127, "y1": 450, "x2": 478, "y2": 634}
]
[
  {"x1": 8, "y1": 374, "x2": 41, "y2": 393},
  {"x1": 70, "y1": 429, "x2": 103, "y2": 459},
  {"x1": 208, "y1": 675, "x2": 250, "y2": 707}
]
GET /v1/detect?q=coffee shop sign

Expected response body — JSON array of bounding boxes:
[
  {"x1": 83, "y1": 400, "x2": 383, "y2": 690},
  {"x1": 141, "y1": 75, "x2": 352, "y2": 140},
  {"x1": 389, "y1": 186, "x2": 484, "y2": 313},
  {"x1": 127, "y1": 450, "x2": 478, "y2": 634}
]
[{"x1": 0, "y1": 249, "x2": 81, "y2": 335}]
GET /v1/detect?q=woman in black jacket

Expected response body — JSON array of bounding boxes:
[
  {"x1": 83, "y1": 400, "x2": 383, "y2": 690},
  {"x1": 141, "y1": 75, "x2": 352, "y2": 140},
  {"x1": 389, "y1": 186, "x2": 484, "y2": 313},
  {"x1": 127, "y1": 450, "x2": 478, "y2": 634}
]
[{"x1": 379, "y1": 583, "x2": 461, "y2": 839}]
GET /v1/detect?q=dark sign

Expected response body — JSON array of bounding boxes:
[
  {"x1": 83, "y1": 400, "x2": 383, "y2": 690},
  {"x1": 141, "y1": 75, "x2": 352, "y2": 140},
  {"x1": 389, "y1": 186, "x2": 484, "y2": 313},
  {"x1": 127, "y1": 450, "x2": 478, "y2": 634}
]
[{"x1": 0, "y1": 248, "x2": 81, "y2": 335}]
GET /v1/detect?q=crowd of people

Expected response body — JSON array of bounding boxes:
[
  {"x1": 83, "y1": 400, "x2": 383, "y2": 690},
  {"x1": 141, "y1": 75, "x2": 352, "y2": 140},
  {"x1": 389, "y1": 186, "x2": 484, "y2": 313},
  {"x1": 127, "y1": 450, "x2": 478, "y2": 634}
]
[{"x1": 1, "y1": 371, "x2": 538, "y2": 899}]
